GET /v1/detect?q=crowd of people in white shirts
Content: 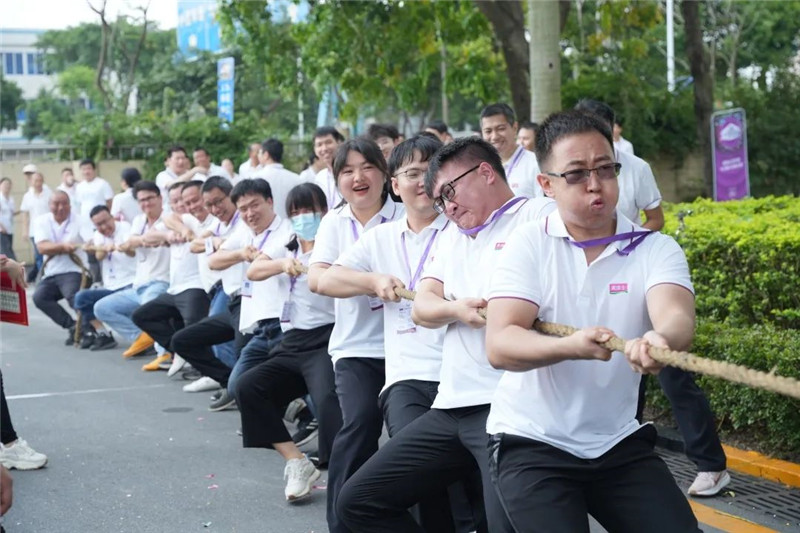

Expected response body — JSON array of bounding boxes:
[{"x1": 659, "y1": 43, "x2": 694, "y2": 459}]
[{"x1": 0, "y1": 100, "x2": 734, "y2": 532}]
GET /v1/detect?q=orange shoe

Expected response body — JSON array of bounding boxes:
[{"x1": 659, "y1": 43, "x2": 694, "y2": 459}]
[
  {"x1": 123, "y1": 332, "x2": 155, "y2": 358},
  {"x1": 142, "y1": 353, "x2": 172, "y2": 371}
]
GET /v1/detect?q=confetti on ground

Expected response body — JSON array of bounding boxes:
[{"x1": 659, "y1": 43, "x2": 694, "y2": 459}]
[
  {"x1": 205, "y1": 474, "x2": 215, "y2": 479},
  {"x1": 207, "y1": 484, "x2": 219, "y2": 490},
  {"x1": 312, "y1": 484, "x2": 327, "y2": 490},
  {"x1": 197, "y1": 417, "x2": 205, "y2": 421}
]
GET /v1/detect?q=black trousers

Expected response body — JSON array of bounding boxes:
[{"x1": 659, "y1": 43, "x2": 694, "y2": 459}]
[
  {"x1": 337, "y1": 405, "x2": 512, "y2": 533},
  {"x1": 327, "y1": 357, "x2": 385, "y2": 533},
  {"x1": 235, "y1": 324, "x2": 341, "y2": 464},
  {"x1": 0, "y1": 371, "x2": 17, "y2": 445},
  {"x1": 131, "y1": 289, "x2": 210, "y2": 352},
  {"x1": 380, "y1": 381, "x2": 482, "y2": 533},
  {"x1": 171, "y1": 295, "x2": 250, "y2": 388},
  {"x1": 0, "y1": 233, "x2": 15, "y2": 261},
  {"x1": 32, "y1": 272, "x2": 81, "y2": 329},
  {"x1": 489, "y1": 425, "x2": 701, "y2": 533}
]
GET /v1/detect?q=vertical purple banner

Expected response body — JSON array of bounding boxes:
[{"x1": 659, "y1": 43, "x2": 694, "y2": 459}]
[{"x1": 711, "y1": 108, "x2": 749, "y2": 201}]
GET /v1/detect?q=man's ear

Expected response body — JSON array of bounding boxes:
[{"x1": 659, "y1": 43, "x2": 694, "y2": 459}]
[{"x1": 538, "y1": 173, "x2": 556, "y2": 198}]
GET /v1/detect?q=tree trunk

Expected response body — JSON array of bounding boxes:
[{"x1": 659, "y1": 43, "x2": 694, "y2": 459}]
[
  {"x1": 682, "y1": 0, "x2": 714, "y2": 196},
  {"x1": 529, "y1": 0, "x2": 562, "y2": 121}
]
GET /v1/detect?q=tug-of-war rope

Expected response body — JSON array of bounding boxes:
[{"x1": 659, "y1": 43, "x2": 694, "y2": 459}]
[
  {"x1": 41, "y1": 251, "x2": 92, "y2": 346},
  {"x1": 298, "y1": 266, "x2": 800, "y2": 401}
]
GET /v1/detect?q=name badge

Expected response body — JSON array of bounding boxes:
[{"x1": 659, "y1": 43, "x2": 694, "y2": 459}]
[
  {"x1": 396, "y1": 301, "x2": 416, "y2": 334},
  {"x1": 241, "y1": 279, "x2": 254, "y2": 298},
  {"x1": 205, "y1": 237, "x2": 215, "y2": 256},
  {"x1": 368, "y1": 296, "x2": 384, "y2": 311},
  {"x1": 280, "y1": 300, "x2": 294, "y2": 323}
]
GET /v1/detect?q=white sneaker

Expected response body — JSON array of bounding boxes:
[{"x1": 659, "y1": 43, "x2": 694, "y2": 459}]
[
  {"x1": 688, "y1": 470, "x2": 731, "y2": 496},
  {"x1": 182, "y1": 376, "x2": 221, "y2": 393},
  {"x1": 167, "y1": 354, "x2": 187, "y2": 377},
  {"x1": 0, "y1": 439, "x2": 48, "y2": 470},
  {"x1": 283, "y1": 456, "x2": 320, "y2": 502}
]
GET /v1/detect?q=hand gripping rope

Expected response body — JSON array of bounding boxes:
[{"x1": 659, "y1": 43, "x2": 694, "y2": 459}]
[{"x1": 41, "y1": 251, "x2": 92, "y2": 346}]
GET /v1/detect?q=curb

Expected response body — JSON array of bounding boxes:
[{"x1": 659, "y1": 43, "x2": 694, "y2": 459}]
[{"x1": 655, "y1": 425, "x2": 800, "y2": 489}]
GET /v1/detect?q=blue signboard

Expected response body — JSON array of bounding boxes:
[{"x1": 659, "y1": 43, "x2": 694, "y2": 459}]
[
  {"x1": 177, "y1": 0, "x2": 222, "y2": 57},
  {"x1": 217, "y1": 57, "x2": 235, "y2": 123}
]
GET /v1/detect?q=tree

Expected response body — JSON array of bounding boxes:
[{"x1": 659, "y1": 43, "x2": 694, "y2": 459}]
[
  {"x1": 528, "y1": 0, "x2": 561, "y2": 121},
  {"x1": 0, "y1": 75, "x2": 23, "y2": 131}
]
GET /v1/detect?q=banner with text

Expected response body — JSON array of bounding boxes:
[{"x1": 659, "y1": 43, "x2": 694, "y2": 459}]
[
  {"x1": 217, "y1": 57, "x2": 235, "y2": 124},
  {"x1": 711, "y1": 108, "x2": 749, "y2": 201}
]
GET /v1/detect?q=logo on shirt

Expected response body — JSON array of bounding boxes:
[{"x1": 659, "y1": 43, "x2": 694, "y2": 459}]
[
  {"x1": 495, "y1": 242, "x2": 505, "y2": 250},
  {"x1": 609, "y1": 283, "x2": 628, "y2": 294}
]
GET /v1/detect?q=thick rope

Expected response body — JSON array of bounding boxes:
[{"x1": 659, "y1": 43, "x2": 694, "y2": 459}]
[
  {"x1": 41, "y1": 250, "x2": 92, "y2": 346},
  {"x1": 298, "y1": 266, "x2": 800, "y2": 400}
]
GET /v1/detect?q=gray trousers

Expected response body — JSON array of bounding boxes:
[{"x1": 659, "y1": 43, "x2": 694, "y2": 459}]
[{"x1": 33, "y1": 272, "x2": 82, "y2": 329}]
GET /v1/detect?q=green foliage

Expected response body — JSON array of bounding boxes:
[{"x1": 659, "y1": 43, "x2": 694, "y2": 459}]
[{"x1": 0, "y1": 74, "x2": 23, "y2": 131}]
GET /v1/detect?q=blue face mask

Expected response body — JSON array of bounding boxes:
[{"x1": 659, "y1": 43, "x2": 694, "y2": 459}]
[{"x1": 291, "y1": 212, "x2": 322, "y2": 241}]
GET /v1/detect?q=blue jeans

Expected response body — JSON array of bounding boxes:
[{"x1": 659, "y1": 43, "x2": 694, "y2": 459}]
[
  {"x1": 29, "y1": 237, "x2": 43, "y2": 277},
  {"x1": 94, "y1": 281, "x2": 169, "y2": 344},
  {"x1": 74, "y1": 285, "x2": 131, "y2": 325},
  {"x1": 209, "y1": 287, "x2": 237, "y2": 368},
  {"x1": 228, "y1": 318, "x2": 284, "y2": 395}
]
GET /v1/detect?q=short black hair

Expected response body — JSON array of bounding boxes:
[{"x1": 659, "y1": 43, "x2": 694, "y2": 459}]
[
  {"x1": 121, "y1": 167, "x2": 141, "y2": 189},
  {"x1": 574, "y1": 99, "x2": 615, "y2": 128},
  {"x1": 313, "y1": 126, "x2": 345, "y2": 143},
  {"x1": 424, "y1": 137, "x2": 505, "y2": 198},
  {"x1": 425, "y1": 120, "x2": 449, "y2": 134},
  {"x1": 367, "y1": 123, "x2": 400, "y2": 141},
  {"x1": 61, "y1": 167, "x2": 74, "y2": 175},
  {"x1": 133, "y1": 180, "x2": 160, "y2": 198},
  {"x1": 518, "y1": 120, "x2": 539, "y2": 133},
  {"x1": 260, "y1": 138, "x2": 284, "y2": 163},
  {"x1": 90, "y1": 204, "x2": 110, "y2": 218},
  {"x1": 387, "y1": 135, "x2": 443, "y2": 177},
  {"x1": 286, "y1": 182, "x2": 328, "y2": 219},
  {"x1": 417, "y1": 131, "x2": 440, "y2": 141},
  {"x1": 0, "y1": 177, "x2": 11, "y2": 186},
  {"x1": 480, "y1": 103, "x2": 516, "y2": 126},
  {"x1": 166, "y1": 145, "x2": 186, "y2": 159},
  {"x1": 79, "y1": 158, "x2": 96, "y2": 169},
  {"x1": 182, "y1": 180, "x2": 204, "y2": 193},
  {"x1": 168, "y1": 182, "x2": 185, "y2": 194},
  {"x1": 535, "y1": 110, "x2": 614, "y2": 170},
  {"x1": 332, "y1": 138, "x2": 392, "y2": 205},
  {"x1": 231, "y1": 178, "x2": 273, "y2": 205},
  {"x1": 202, "y1": 176, "x2": 232, "y2": 196},
  {"x1": 193, "y1": 147, "x2": 210, "y2": 156}
]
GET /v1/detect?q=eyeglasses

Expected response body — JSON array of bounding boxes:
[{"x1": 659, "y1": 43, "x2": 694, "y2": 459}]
[
  {"x1": 204, "y1": 196, "x2": 227, "y2": 209},
  {"x1": 545, "y1": 163, "x2": 621, "y2": 185},
  {"x1": 137, "y1": 195, "x2": 159, "y2": 204},
  {"x1": 433, "y1": 164, "x2": 480, "y2": 214},
  {"x1": 393, "y1": 168, "x2": 427, "y2": 182}
]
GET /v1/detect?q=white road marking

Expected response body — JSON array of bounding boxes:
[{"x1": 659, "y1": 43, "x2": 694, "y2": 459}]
[{"x1": 7, "y1": 384, "x2": 169, "y2": 400}]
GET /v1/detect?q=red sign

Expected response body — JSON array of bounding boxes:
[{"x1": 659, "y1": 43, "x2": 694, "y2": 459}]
[{"x1": 0, "y1": 272, "x2": 29, "y2": 326}]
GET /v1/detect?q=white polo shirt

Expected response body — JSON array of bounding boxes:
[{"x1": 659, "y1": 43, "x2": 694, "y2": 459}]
[
  {"x1": 277, "y1": 247, "x2": 335, "y2": 332},
  {"x1": 314, "y1": 168, "x2": 343, "y2": 211},
  {"x1": 310, "y1": 199, "x2": 404, "y2": 363},
  {"x1": 222, "y1": 215, "x2": 292, "y2": 332},
  {"x1": 420, "y1": 196, "x2": 556, "y2": 410},
  {"x1": 57, "y1": 183, "x2": 79, "y2": 211},
  {"x1": 20, "y1": 188, "x2": 52, "y2": 235},
  {"x1": 336, "y1": 213, "x2": 450, "y2": 393},
  {"x1": 616, "y1": 150, "x2": 662, "y2": 224},
  {"x1": 615, "y1": 137, "x2": 634, "y2": 155},
  {"x1": 166, "y1": 214, "x2": 211, "y2": 295},
  {"x1": 155, "y1": 169, "x2": 178, "y2": 208},
  {"x1": 110, "y1": 190, "x2": 142, "y2": 223},
  {"x1": 299, "y1": 167, "x2": 318, "y2": 183},
  {"x1": 486, "y1": 210, "x2": 693, "y2": 459},
  {"x1": 32, "y1": 213, "x2": 87, "y2": 278},
  {"x1": 238, "y1": 160, "x2": 262, "y2": 180},
  {"x1": 214, "y1": 213, "x2": 247, "y2": 296},
  {"x1": 92, "y1": 221, "x2": 136, "y2": 291},
  {"x1": 252, "y1": 164, "x2": 303, "y2": 220},
  {"x1": 129, "y1": 214, "x2": 170, "y2": 287},
  {"x1": 194, "y1": 163, "x2": 233, "y2": 182},
  {"x1": 0, "y1": 194, "x2": 15, "y2": 234},
  {"x1": 75, "y1": 178, "x2": 114, "y2": 240},
  {"x1": 182, "y1": 213, "x2": 221, "y2": 292},
  {"x1": 505, "y1": 146, "x2": 543, "y2": 199}
]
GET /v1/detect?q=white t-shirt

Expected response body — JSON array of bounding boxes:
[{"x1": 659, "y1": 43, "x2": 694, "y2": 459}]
[
  {"x1": 75, "y1": 178, "x2": 114, "y2": 240},
  {"x1": 32, "y1": 213, "x2": 87, "y2": 278},
  {"x1": 310, "y1": 199, "x2": 404, "y2": 363},
  {"x1": 314, "y1": 168, "x2": 342, "y2": 211},
  {"x1": 20, "y1": 189, "x2": 52, "y2": 234},
  {"x1": 222, "y1": 216, "x2": 292, "y2": 332},
  {"x1": 238, "y1": 160, "x2": 262, "y2": 180},
  {"x1": 213, "y1": 212, "x2": 246, "y2": 296},
  {"x1": 615, "y1": 137, "x2": 635, "y2": 155},
  {"x1": 110, "y1": 190, "x2": 142, "y2": 223},
  {"x1": 155, "y1": 169, "x2": 179, "y2": 209},
  {"x1": 616, "y1": 150, "x2": 662, "y2": 224},
  {"x1": 129, "y1": 214, "x2": 171, "y2": 287},
  {"x1": 194, "y1": 163, "x2": 233, "y2": 182},
  {"x1": 92, "y1": 221, "x2": 137, "y2": 291},
  {"x1": 486, "y1": 210, "x2": 692, "y2": 459},
  {"x1": 336, "y1": 214, "x2": 450, "y2": 394},
  {"x1": 421, "y1": 196, "x2": 556, "y2": 410},
  {"x1": 505, "y1": 146, "x2": 543, "y2": 199},
  {"x1": 57, "y1": 183, "x2": 79, "y2": 211},
  {"x1": 182, "y1": 213, "x2": 221, "y2": 292},
  {"x1": 0, "y1": 194, "x2": 15, "y2": 234},
  {"x1": 277, "y1": 247, "x2": 335, "y2": 332},
  {"x1": 166, "y1": 214, "x2": 208, "y2": 295},
  {"x1": 298, "y1": 167, "x2": 318, "y2": 184},
  {"x1": 252, "y1": 164, "x2": 303, "y2": 220}
]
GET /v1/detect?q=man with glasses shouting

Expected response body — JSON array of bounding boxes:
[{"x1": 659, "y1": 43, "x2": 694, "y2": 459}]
[{"x1": 337, "y1": 137, "x2": 554, "y2": 533}]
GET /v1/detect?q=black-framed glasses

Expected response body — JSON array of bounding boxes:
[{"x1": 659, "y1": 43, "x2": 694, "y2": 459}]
[
  {"x1": 545, "y1": 162, "x2": 621, "y2": 185},
  {"x1": 433, "y1": 164, "x2": 480, "y2": 214}
]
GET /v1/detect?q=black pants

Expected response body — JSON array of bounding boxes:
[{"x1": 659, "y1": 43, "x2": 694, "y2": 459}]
[
  {"x1": 0, "y1": 233, "x2": 15, "y2": 261},
  {"x1": 337, "y1": 405, "x2": 512, "y2": 533},
  {"x1": 131, "y1": 289, "x2": 210, "y2": 352},
  {"x1": 489, "y1": 426, "x2": 701, "y2": 533},
  {"x1": 638, "y1": 368, "x2": 726, "y2": 472},
  {"x1": 32, "y1": 272, "x2": 81, "y2": 329},
  {"x1": 327, "y1": 357, "x2": 385, "y2": 533},
  {"x1": 235, "y1": 324, "x2": 341, "y2": 464},
  {"x1": 0, "y1": 371, "x2": 17, "y2": 445},
  {"x1": 87, "y1": 253, "x2": 101, "y2": 284},
  {"x1": 380, "y1": 381, "x2": 482, "y2": 533},
  {"x1": 171, "y1": 295, "x2": 250, "y2": 388}
]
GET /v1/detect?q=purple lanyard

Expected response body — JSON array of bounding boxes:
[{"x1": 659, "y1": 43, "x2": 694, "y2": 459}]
[
  {"x1": 140, "y1": 216, "x2": 160, "y2": 235},
  {"x1": 401, "y1": 228, "x2": 440, "y2": 291},
  {"x1": 459, "y1": 196, "x2": 527, "y2": 236},
  {"x1": 504, "y1": 146, "x2": 525, "y2": 177},
  {"x1": 288, "y1": 248, "x2": 300, "y2": 294},
  {"x1": 50, "y1": 217, "x2": 70, "y2": 242},
  {"x1": 255, "y1": 229, "x2": 272, "y2": 251},
  {"x1": 350, "y1": 215, "x2": 388, "y2": 242},
  {"x1": 215, "y1": 211, "x2": 240, "y2": 236},
  {"x1": 568, "y1": 230, "x2": 652, "y2": 256}
]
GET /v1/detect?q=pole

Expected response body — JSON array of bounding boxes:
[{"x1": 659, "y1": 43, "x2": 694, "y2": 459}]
[
  {"x1": 528, "y1": 0, "x2": 535, "y2": 120},
  {"x1": 667, "y1": 0, "x2": 675, "y2": 92}
]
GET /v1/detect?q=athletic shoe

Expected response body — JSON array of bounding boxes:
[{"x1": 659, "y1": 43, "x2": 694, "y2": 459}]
[
  {"x1": 182, "y1": 368, "x2": 202, "y2": 381},
  {"x1": 122, "y1": 332, "x2": 155, "y2": 358},
  {"x1": 283, "y1": 456, "x2": 320, "y2": 502},
  {"x1": 308, "y1": 454, "x2": 327, "y2": 470},
  {"x1": 182, "y1": 376, "x2": 221, "y2": 393},
  {"x1": 142, "y1": 353, "x2": 172, "y2": 371},
  {"x1": 0, "y1": 439, "x2": 48, "y2": 470},
  {"x1": 208, "y1": 389, "x2": 236, "y2": 412},
  {"x1": 292, "y1": 419, "x2": 319, "y2": 448},
  {"x1": 688, "y1": 470, "x2": 731, "y2": 497},
  {"x1": 79, "y1": 331, "x2": 97, "y2": 349},
  {"x1": 283, "y1": 398, "x2": 307, "y2": 423},
  {"x1": 64, "y1": 325, "x2": 77, "y2": 346},
  {"x1": 210, "y1": 389, "x2": 223, "y2": 401},
  {"x1": 167, "y1": 355, "x2": 187, "y2": 377},
  {"x1": 90, "y1": 332, "x2": 118, "y2": 351}
]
